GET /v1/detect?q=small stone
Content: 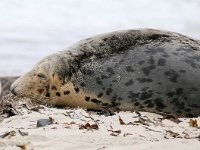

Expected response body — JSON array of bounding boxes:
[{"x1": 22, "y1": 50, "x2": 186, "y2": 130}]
[
  {"x1": 3, "y1": 106, "x2": 18, "y2": 117},
  {"x1": 37, "y1": 119, "x2": 52, "y2": 127},
  {"x1": 18, "y1": 130, "x2": 28, "y2": 136}
]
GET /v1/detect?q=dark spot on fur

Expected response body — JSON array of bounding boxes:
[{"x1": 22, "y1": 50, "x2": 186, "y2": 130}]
[
  {"x1": 142, "y1": 64, "x2": 156, "y2": 76},
  {"x1": 56, "y1": 92, "x2": 61, "y2": 97},
  {"x1": 118, "y1": 97, "x2": 122, "y2": 101},
  {"x1": 102, "y1": 34, "x2": 134, "y2": 52},
  {"x1": 137, "y1": 78, "x2": 153, "y2": 83},
  {"x1": 189, "y1": 104, "x2": 199, "y2": 108},
  {"x1": 157, "y1": 58, "x2": 166, "y2": 66},
  {"x1": 172, "y1": 52, "x2": 179, "y2": 56},
  {"x1": 145, "y1": 47, "x2": 168, "y2": 55},
  {"x1": 183, "y1": 58, "x2": 199, "y2": 68},
  {"x1": 119, "y1": 58, "x2": 125, "y2": 64},
  {"x1": 96, "y1": 77, "x2": 103, "y2": 85},
  {"x1": 45, "y1": 85, "x2": 50, "y2": 91},
  {"x1": 102, "y1": 103, "x2": 110, "y2": 107},
  {"x1": 125, "y1": 66, "x2": 135, "y2": 72},
  {"x1": 186, "y1": 113, "x2": 194, "y2": 118},
  {"x1": 176, "y1": 48, "x2": 193, "y2": 53},
  {"x1": 106, "y1": 88, "x2": 113, "y2": 96},
  {"x1": 74, "y1": 87, "x2": 80, "y2": 93},
  {"x1": 106, "y1": 67, "x2": 115, "y2": 77},
  {"x1": 138, "y1": 60, "x2": 145, "y2": 65},
  {"x1": 139, "y1": 105, "x2": 144, "y2": 109},
  {"x1": 125, "y1": 79, "x2": 134, "y2": 86},
  {"x1": 64, "y1": 90, "x2": 70, "y2": 95},
  {"x1": 134, "y1": 102, "x2": 140, "y2": 106},
  {"x1": 128, "y1": 91, "x2": 139, "y2": 100},
  {"x1": 147, "y1": 103, "x2": 154, "y2": 108},
  {"x1": 144, "y1": 100, "x2": 151, "y2": 104},
  {"x1": 154, "y1": 98, "x2": 166, "y2": 109},
  {"x1": 51, "y1": 85, "x2": 57, "y2": 90},
  {"x1": 91, "y1": 98, "x2": 101, "y2": 104},
  {"x1": 176, "y1": 110, "x2": 182, "y2": 114},
  {"x1": 166, "y1": 92, "x2": 175, "y2": 97},
  {"x1": 189, "y1": 55, "x2": 200, "y2": 61},
  {"x1": 80, "y1": 82, "x2": 86, "y2": 87},
  {"x1": 37, "y1": 89, "x2": 43, "y2": 94},
  {"x1": 46, "y1": 92, "x2": 50, "y2": 97},
  {"x1": 164, "y1": 69, "x2": 180, "y2": 82},
  {"x1": 141, "y1": 87, "x2": 149, "y2": 91},
  {"x1": 85, "y1": 96, "x2": 90, "y2": 101},
  {"x1": 112, "y1": 79, "x2": 118, "y2": 82},
  {"x1": 144, "y1": 100, "x2": 154, "y2": 108},
  {"x1": 97, "y1": 93, "x2": 103, "y2": 98},
  {"x1": 101, "y1": 74, "x2": 109, "y2": 79},
  {"x1": 190, "y1": 87, "x2": 198, "y2": 91},
  {"x1": 149, "y1": 34, "x2": 170, "y2": 40},
  {"x1": 175, "y1": 88, "x2": 183, "y2": 95},
  {"x1": 170, "y1": 98, "x2": 185, "y2": 109},
  {"x1": 179, "y1": 70, "x2": 186, "y2": 73},
  {"x1": 185, "y1": 108, "x2": 191, "y2": 112},
  {"x1": 103, "y1": 37, "x2": 108, "y2": 42},
  {"x1": 111, "y1": 94, "x2": 119, "y2": 107},
  {"x1": 81, "y1": 68, "x2": 95, "y2": 76},
  {"x1": 111, "y1": 94, "x2": 118, "y2": 100},
  {"x1": 139, "y1": 91, "x2": 153, "y2": 100},
  {"x1": 162, "y1": 54, "x2": 169, "y2": 57},
  {"x1": 106, "y1": 67, "x2": 114, "y2": 74}
]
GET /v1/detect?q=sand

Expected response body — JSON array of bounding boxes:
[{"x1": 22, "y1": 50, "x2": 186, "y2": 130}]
[{"x1": 0, "y1": 105, "x2": 199, "y2": 150}]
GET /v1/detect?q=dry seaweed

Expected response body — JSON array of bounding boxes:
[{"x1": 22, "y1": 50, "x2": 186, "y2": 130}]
[
  {"x1": 108, "y1": 129, "x2": 121, "y2": 136},
  {"x1": 79, "y1": 123, "x2": 99, "y2": 130},
  {"x1": 18, "y1": 130, "x2": 28, "y2": 136},
  {"x1": 0, "y1": 130, "x2": 16, "y2": 139},
  {"x1": 119, "y1": 116, "x2": 125, "y2": 125},
  {"x1": 159, "y1": 114, "x2": 182, "y2": 124},
  {"x1": 164, "y1": 130, "x2": 181, "y2": 139},
  {"x1": 16, "y1": 144, "x2": 27, "y2": 150},
  {"x1": 188, "y1": 119, "x2": 198, "y2": 128}
]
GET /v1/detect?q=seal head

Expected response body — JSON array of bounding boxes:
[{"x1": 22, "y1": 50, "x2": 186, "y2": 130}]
[{"x1": 10, "y1": 53, "x2": 72, "y2": 106}]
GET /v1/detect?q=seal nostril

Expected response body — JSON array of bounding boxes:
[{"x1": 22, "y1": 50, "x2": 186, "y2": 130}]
[{"x1": 10, "y1": 85, "x2": 17, "y2": 95}]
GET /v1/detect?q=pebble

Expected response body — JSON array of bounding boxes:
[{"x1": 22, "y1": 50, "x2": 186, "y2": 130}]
[{"x1": 37, "y1": 119, "x2": 51, "y2": 127}]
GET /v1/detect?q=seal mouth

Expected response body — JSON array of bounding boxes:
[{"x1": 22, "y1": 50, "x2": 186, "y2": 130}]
[
  {"x1": 10, "y1": 84, "x2": 28, "y2": 98},
  {"x1": 26, "y1": 92, "x2": 53, "y2": 105},
  {"x1": 10, "y1": 84, "x2": 51, "y2": 105}
]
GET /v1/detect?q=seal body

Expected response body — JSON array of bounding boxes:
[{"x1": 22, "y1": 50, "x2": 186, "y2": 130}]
[{"x1": 10, "y1": 29, "x2": 200, "y2": 117}]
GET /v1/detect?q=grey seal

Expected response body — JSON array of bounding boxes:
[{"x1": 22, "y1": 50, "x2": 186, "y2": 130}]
[{"x1": 10, "y1": 29, "x2": 200, "y2": 117}]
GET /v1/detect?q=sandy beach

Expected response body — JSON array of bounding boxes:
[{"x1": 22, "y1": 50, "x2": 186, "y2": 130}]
[{"x1": 0, "y1": 104, "x2": 200, "y2": 150}]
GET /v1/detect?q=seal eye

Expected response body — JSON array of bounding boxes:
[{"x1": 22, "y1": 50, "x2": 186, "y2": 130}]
[{"x1": 37, "y1": 73, "x2": 46, "y2": 80}]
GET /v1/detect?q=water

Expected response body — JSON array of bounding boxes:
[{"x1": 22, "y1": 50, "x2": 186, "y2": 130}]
[{"x1": 0, "y1": 0, "x2": 200, "y2": 76}]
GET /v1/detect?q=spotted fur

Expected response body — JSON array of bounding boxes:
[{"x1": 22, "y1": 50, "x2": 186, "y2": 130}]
[{"x1": 10, "y1": 29, "x2": 200, "y2": 117}]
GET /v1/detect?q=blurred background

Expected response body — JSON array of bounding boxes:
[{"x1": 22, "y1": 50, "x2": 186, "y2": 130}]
[{"x1": 0, "y1": 0, "x2": 200, "y2": 76}]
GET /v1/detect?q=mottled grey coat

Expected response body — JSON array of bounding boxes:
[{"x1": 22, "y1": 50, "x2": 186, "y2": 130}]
[{"x1": 11, "y1": 29, "x2": 200, "y2": 117}]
